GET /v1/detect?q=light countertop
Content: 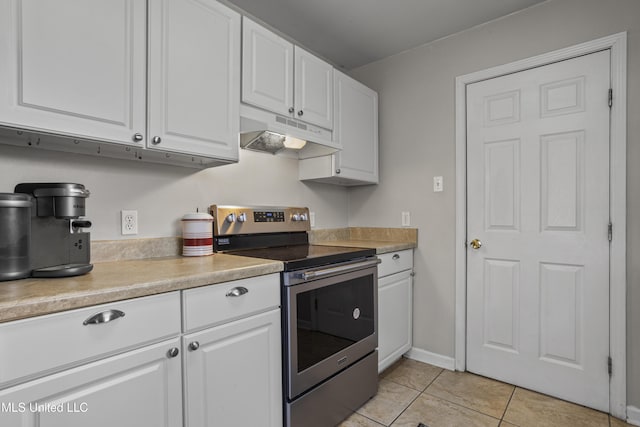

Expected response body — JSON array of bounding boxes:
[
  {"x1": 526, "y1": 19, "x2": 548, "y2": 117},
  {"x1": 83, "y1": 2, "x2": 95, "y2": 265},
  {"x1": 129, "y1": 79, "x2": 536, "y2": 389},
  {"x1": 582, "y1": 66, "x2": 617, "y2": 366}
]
[
  {"x1": 0, "y1": 254, "x2": 282, "y2": 324},
  {"x1": 0, "y1": 227, "x2": 417, "y2": 324},
  {"x1": 312, "y1": 239, "x2": 416, "y2": 254}
]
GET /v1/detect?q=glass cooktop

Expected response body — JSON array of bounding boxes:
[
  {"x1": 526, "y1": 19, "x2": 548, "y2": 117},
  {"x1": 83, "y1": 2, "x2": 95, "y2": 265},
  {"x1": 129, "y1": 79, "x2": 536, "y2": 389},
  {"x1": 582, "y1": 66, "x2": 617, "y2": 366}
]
[{"x1": 226, "y1": 244, "x2": 376, "y2": 271}]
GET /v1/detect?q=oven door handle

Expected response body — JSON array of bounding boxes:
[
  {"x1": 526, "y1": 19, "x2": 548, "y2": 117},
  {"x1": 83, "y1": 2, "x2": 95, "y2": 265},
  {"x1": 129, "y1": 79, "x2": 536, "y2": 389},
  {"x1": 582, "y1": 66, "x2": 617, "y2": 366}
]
[{"x1": 296, "y1": 257, "x2": 381, "y2": 281}]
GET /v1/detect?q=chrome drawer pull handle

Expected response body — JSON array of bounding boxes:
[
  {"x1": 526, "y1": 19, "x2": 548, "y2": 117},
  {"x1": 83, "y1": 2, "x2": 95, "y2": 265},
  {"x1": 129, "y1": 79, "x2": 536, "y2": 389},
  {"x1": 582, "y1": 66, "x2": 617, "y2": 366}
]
[
  {"x1": 392, "y1": 254, "x2": 400, "y2": 260},
  {"x1": 226, "y1": 287, "x2": 249, "y2": 297},
  {"x1": 83, "y1": 309, "x2": 125, "y2": 325}
]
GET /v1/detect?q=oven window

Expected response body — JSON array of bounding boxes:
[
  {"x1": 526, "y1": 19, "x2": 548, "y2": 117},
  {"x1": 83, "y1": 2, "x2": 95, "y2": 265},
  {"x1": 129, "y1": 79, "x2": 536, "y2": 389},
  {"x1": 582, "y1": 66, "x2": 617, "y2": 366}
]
[{"x1": 296, "y1": 275, "x2": 375, "y2": 373}]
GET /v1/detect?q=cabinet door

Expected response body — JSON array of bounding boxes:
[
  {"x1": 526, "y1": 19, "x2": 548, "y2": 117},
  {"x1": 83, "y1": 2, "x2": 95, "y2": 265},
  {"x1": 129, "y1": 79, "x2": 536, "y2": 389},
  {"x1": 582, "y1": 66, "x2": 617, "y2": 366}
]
[
  {"x1": 147, "y1": 0, "x2": 240, "y2": 160},
  {"x1": 0, "y1": 0, "x2": 146, "y2": 146},
  {"x1": 378, "y1": 271, "x2": 413, "y2": 373},
  {"x1": 184, "y1": 309, "x2": 282, "y2": 427},
  {"x1": 334, "y1": 70, "x2": 379, "y2": 183},
  {"x1": 242, "y1": 17, "x2": 294, "y2": 117},
  {"x1": 294, "y1": 47, "x2": 333, "y2": 129},
  {"x1": 0, "y1": 338, "x2": 182, "y2": 427}
]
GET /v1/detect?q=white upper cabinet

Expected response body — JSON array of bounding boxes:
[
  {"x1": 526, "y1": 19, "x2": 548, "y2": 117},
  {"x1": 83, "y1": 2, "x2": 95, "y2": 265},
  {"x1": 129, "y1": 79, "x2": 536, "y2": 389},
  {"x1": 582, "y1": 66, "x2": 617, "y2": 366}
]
[
  {"x1": 148, "y1": 0, "x2": 240, "y2": 161},
  {"x1": 294, "y1": 47, "x2": 333, "y2": 129},
  {"x1": 299, "y1": 70, "x2": 378, "y2": 185},
  {"x1": 242, "y1": 17, "x2": 333, "y2": 130},
  {"x1": 0, "y1": 0, "x2": 147, "y2": 146},
  {"x1": 242, "y1": 18, "x2": 294, "y2": 117},
  {"x1": 0, "y1": 0, "x2": 240, "y2": 167},
  {"x1": 333, "y1": 70, "x2": 378, "y2": 183}
]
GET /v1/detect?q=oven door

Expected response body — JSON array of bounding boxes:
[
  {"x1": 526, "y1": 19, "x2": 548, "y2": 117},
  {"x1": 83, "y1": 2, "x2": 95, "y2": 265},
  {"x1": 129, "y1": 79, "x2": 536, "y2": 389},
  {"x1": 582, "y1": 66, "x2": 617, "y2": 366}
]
[{"x1": 284, "y1": 258, "x2": 378, "y2": 400}]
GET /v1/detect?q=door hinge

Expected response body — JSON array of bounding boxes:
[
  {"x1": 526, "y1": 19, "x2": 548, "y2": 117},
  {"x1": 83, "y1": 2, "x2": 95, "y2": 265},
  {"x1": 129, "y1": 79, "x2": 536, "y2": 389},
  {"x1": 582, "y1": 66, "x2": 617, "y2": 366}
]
[
  {"x1": 608, "y1": 222, "x2": 613, "y2": 242},
  {"x1": 608, "y1": 88, "x2": 613, "y2": 108},
  {"x1": 608, "y1": 356, "x2": 613, "y2": 376}
]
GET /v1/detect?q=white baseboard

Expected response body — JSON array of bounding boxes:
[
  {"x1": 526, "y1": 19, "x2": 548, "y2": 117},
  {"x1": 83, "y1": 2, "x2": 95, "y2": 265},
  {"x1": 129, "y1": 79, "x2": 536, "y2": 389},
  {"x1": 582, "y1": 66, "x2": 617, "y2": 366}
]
[
  {"x1": 405, "y1": 347, "x2": 455, "y2": 371},
  {"x1": 627, "y1": 405, "x2": 640, "y2": 426}
]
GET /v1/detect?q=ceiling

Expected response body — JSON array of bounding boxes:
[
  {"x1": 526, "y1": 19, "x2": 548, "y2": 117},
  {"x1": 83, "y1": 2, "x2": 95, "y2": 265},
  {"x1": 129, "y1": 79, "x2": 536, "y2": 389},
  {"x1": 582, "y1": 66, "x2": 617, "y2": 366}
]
[{"x1": 226, "y1": 0, "x2": 547, "y2": 70}]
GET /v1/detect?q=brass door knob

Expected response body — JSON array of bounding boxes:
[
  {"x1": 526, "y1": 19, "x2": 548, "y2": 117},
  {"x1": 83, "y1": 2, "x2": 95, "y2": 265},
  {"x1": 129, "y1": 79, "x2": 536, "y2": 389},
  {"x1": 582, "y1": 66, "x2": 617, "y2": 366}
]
[{"x1": 470, "y1": 239, "x2": 482, "y2": 250}]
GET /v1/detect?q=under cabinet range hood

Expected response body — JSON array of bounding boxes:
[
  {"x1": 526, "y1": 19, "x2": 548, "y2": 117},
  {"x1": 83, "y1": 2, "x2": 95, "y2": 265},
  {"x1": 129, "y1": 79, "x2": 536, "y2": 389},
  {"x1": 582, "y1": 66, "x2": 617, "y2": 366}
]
[{"x1": 239, "y1": 104, "x2": 340, "y2": 159}]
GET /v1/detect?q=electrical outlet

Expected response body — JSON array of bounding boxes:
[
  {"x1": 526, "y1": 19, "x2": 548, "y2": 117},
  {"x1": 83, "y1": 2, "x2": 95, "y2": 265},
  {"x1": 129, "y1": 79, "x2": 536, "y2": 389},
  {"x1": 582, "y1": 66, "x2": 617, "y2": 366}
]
[
  {"x1": 121, "y1": 210, "x2": 138, "y2": 235},
  {"x1": 309, "y1": 212, "x2": 316, "y2": 227},
  {"x1": 402, "y1": 211, "x2": 411, "y2": 227}
]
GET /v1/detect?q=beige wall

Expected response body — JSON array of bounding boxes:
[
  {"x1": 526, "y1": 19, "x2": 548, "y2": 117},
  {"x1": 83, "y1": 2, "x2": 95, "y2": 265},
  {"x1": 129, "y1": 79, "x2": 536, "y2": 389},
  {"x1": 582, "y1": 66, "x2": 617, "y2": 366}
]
[
  {"x1": 0, "y1": 144, "x2": 349, "y2": 240},
  {"x1": 350, "y1": 0, "x2": 640, "y2": 408}
]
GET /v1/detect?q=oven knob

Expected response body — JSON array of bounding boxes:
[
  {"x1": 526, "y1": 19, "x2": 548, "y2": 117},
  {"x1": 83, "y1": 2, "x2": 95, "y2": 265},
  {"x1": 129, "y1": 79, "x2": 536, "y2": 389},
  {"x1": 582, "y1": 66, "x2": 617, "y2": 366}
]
[
  {"x1": 225, "y1": 213, "x2": 236, "y2": 223},
  {"x1": 237, "y1": 212, "x2": 247, "y2": 223},
  {"x1": 291, "y1": 213, "x2": 301, "y2": 222},
  {"x1": 300, "y1": 213, "x2": 308, "y2": 221}
]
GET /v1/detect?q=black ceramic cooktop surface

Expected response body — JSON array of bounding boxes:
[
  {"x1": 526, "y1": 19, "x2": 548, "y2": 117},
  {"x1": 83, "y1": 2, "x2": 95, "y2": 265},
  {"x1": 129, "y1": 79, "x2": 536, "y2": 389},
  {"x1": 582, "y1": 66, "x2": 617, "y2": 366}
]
[{"x1": 226, "y1": 244, "x2": 376, "y2": 271}]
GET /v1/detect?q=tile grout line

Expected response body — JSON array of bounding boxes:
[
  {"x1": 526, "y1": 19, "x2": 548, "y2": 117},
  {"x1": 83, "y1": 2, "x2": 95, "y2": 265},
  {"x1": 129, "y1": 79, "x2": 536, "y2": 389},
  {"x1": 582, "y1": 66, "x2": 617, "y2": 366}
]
[
  {"x1": 501, "y1": 386, "x2": 518, "y2": 425},
  {"x1": 420, "y1": 388, "x2": 503, "y2": 425},
  {"x1": 387, "y1": 388, "x2": 424, "y2": 426},
  {"x1": 413, "y1": 368, "x2": 505, "y2": 425},
  {"x1": 355, "y1": 412, "x2": 387, "y2": 427},
  {"x1": 379, "y1": 366, "x2": 446, "y2": 426}
]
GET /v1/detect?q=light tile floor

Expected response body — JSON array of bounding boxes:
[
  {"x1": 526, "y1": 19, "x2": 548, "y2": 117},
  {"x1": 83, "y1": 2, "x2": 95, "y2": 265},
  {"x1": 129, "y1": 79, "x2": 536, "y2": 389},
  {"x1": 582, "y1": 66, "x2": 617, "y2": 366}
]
[{"x1": 340, "y1": 357, "x2": 633, "y2": 427}]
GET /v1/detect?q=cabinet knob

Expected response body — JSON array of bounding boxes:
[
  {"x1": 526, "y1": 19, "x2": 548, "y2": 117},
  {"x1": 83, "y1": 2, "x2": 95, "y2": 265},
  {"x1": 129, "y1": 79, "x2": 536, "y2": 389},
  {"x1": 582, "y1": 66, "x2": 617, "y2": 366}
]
[
  {"x1": 152, "y1": 136, "x2": 162, "y2": 145},
  {"x1": 288, "y1": 107, "x2": 295, "y2": 113},
  {"x1": 335, "y1": 169, "x2": 341, "y2": 174},
  {"x1": 166, "y1": 347, "x2": 180, "y2": 358},
  {"x1": 297, "y1": 110, "x2": 304, "y2": 116},
  {"x1": 188, "y1": 341, "x2": 200, "y2": 352},
  {"x1": 132, "y1": 133, "x2": 143, "y2": 142},
  {"x1": 392, "y1": 254, "x2": 400, "y2": 260}
]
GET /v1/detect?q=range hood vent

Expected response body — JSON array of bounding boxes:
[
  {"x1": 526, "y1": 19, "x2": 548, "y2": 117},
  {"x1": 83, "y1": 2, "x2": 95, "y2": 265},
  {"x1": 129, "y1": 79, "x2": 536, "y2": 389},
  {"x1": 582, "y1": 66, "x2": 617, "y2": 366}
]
[{"x1": 239, "y1": 104, "x2": 340, "y2": 159}]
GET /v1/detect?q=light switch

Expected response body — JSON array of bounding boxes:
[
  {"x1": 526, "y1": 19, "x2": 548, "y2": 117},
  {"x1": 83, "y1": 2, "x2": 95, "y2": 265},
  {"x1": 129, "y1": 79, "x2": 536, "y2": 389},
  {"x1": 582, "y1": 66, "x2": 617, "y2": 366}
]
[
  {"x1": 402, "y1": 211, "x2": 411, "y2": 227},
  {"x1": 433, "y1": 176, "x2": 444, "y2": 192}
]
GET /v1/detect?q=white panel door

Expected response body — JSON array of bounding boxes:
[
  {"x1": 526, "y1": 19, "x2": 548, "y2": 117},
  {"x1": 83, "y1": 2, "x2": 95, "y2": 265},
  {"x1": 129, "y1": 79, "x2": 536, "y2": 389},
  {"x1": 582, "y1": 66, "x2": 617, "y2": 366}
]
[
  {"x1": 466, "y1": 50, "x2": 611, "y2": 411},
  {"x1": 294, "y1": 47, "x2": 333, "y2": 129},
  {"x1": 0, "y1": 338, "x2": 182, "y2": 427},
  {"x1": 333, "y1": 70, "x2": 379, "y2": 184},
  {"x1": 183, "y1": 309, "x2": 282, "y2": 427},
  {"x1": 147, "y1": 0, "x2": 240, "y2": 160},
  {"x1": 0, "y1": 0, "x2": 146, "y2": 145},
  {"x1": 242, "y1": 17, "x2": 294, "y2": 117}
]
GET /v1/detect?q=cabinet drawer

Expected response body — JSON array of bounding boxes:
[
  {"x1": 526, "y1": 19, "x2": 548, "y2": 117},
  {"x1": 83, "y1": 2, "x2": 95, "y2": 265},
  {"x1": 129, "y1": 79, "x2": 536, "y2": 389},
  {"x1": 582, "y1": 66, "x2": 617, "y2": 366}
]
[
  {"x1": 182, "y1": 274, "x2": 280, "y2": 332},
  {"x1": 378, "y1": 249, "x2": 413, "y2": 278},
  {"x1": 0, "y1": 292, "x2": 181, "y2": 387}
]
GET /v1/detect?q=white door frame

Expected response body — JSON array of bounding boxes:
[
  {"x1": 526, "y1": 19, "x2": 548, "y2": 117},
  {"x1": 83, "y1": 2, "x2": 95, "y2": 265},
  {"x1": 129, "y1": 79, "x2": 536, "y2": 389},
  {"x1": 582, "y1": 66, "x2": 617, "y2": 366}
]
[{"x1": 454, "y1": 32, "x2": 627, "y2": 418}]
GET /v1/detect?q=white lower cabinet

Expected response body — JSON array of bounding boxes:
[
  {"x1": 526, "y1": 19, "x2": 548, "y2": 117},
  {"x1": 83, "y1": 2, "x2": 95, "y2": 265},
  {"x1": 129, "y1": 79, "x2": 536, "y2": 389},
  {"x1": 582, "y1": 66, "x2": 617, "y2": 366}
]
[
  {"x1": 183, "y1": 309, "x2": 282, "y2": 427},
  {"x1": 182, "y1": 273, "x2": 282, "y2": 427},
  {"x1": 0, "y1": 338, "x2": 182, "y2": 427},
  {"x1": 0, "y1": 273, "x2": 283, "y2": 427},
  {"x1": 377, "y1": 250, "x2": 414, "y2": 373}
]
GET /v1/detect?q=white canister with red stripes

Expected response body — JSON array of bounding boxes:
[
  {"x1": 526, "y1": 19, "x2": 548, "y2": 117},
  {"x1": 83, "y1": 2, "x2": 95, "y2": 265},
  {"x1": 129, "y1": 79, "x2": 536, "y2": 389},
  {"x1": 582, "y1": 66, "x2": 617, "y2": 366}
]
[{"x1": 181, "y1": 212, "x2": 213, "y2": 256}]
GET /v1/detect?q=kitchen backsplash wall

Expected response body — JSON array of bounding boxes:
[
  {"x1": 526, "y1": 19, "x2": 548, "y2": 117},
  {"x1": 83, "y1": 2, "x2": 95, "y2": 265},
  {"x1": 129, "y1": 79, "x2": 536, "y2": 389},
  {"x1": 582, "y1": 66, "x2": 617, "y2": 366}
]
[{"x1": 0, "y1": 143, "x2": 349, "y2": 241}]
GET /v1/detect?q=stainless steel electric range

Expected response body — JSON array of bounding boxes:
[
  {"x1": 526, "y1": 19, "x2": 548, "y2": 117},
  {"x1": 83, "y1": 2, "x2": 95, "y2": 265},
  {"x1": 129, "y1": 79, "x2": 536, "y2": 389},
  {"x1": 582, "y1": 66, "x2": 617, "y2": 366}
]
[{"x1": 210, "y1": 205, "x2": 379, "y2": 427}]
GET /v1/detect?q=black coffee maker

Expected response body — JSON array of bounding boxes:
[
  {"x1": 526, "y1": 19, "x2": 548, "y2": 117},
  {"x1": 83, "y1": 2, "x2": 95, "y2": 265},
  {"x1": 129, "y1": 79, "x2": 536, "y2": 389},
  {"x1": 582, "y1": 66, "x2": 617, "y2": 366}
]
[{"x1": 14, "y1": 183, "x2": 93, "y2": 278}]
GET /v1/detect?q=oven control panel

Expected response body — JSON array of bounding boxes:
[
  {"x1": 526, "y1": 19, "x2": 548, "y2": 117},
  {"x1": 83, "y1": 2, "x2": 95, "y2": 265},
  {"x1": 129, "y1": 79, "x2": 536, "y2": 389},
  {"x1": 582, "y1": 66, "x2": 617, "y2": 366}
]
[
  {"x1": 210, "y1": 205, "x2": 310, "y2": 236},
  {"x1": 254, "y1": 210, "x2": 285, "y2": 222}
]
